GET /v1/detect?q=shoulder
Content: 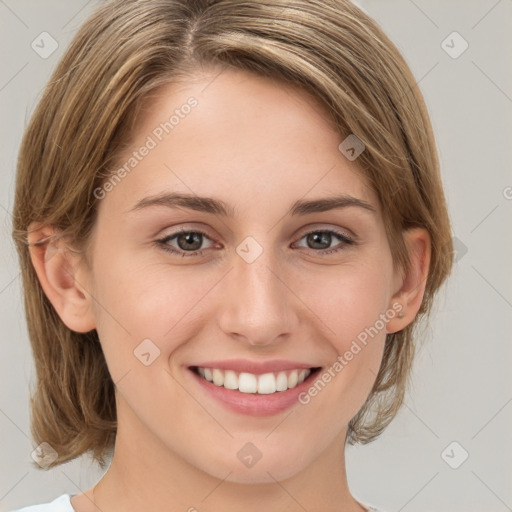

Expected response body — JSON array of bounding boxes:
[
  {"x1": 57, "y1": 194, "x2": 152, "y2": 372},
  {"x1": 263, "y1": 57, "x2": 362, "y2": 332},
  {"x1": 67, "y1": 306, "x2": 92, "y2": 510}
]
[
  {"x1": 8, "y1": 494, "x2": 74, "y2": 512},
  {"x1": 361, "y1": 503, "x2": 387, "y2": 512}
]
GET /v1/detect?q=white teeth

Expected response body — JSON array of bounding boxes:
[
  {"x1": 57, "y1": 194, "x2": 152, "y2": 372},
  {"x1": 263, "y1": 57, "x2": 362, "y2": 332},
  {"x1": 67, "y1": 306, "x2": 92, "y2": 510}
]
[
  {"x1": 195, "y1": 367, "x2": 312, "y2": 394},
  {"x1": 297, "y1": 369, "x2": 308, "y2": 384},
  {"x1": 223, "y1": 370, "x2": 238, "y2": 390},
  {"x1": 212, "y1": 368, "x2": 224, "y2": 386},
  {"x1": 239, "y1": 372, "x2": 258, "y2": 393},
  {"x1": 276, "y1": 371, "x2": 288, "y2": 392},
  {"x1": 257, "y1": 373, "x2": 276, "y2": 394},
  {"x1": 288, "y1": 369, "x2": 298, "y2": 388}
]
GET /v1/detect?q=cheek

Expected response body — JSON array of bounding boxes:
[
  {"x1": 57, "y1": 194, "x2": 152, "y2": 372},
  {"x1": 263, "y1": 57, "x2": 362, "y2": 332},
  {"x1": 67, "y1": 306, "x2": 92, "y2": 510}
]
[
  {"x1": 89, "y1": 255, "x2": 214, "y2": 374},
  {"x1": 294, "y1": 259, "x2": 393, "y2": 409},
  {"x1": 91, "y1": 245, "x2": 194, "y2": 330},
  {"x1": 299, "y1": 259, "x2": 393, "y2": 345}
]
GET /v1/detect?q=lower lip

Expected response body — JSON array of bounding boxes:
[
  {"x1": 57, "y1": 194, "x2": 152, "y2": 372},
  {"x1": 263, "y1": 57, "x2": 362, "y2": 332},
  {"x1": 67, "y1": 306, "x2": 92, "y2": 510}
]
[{"x1": 188, "y1": 368, "x2": 320, "y2": 417}]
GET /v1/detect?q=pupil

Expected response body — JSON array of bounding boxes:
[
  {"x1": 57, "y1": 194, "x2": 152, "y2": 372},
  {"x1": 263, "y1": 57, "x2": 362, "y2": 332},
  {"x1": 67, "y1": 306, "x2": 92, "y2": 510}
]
[
  {"x1": 179, "y1": 232, "x2": 201, "y2": 251},
  {"x1": 309, "y1": 232, "x2": 330, "y2": 249}
]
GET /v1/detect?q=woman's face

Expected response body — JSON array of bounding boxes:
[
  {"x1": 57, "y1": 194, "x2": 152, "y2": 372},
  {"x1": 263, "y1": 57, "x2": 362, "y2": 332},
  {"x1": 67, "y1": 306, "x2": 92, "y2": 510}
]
[{"x1": 82, "y1": 68, "x2": 403, "y2": 483}]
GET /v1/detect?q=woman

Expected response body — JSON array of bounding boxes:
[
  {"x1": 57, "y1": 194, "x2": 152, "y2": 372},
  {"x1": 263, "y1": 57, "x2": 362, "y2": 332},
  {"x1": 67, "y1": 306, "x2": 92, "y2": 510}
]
[{"x1": 10, "y1": 0, "x2": 453, "y2": 511}]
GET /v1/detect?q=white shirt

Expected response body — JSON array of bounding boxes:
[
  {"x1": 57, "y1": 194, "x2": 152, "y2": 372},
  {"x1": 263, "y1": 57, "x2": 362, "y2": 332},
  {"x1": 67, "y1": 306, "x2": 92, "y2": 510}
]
[{"x1": 10, "y1": 493, "x2": 387, "y2": 511}]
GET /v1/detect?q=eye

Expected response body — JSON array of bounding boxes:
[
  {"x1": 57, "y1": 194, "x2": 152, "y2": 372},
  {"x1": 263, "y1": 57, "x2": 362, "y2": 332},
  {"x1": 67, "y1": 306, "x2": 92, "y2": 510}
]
[
  {"x1": 156, "y1": 228, "x2": 215, "y2": 257},
  {"x1": 293, "y1": 229, "x2": 355, "y2": 255},
  {"x1": 155, "y1": 227, "x2": 356, "y2": 259}
]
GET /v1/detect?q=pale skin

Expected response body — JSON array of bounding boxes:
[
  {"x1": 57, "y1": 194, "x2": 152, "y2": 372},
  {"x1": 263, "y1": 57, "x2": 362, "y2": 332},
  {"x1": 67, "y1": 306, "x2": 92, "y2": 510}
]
[{"x1": 28, "y1": 67, "x2": 430, "y2": 512}]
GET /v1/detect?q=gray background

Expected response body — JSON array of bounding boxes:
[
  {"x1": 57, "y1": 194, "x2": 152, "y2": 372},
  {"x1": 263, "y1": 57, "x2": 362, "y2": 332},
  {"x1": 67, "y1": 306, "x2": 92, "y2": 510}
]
[{"x1": 1, "y1": 1, "x2": 511, "y2": 511}]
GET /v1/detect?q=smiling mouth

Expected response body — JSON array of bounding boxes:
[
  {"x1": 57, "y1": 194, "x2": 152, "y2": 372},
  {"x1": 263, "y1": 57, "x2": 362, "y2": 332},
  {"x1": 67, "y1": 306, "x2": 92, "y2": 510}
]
[{"x1": 190, "y1": 366, "x2": 322, "y2": 395}]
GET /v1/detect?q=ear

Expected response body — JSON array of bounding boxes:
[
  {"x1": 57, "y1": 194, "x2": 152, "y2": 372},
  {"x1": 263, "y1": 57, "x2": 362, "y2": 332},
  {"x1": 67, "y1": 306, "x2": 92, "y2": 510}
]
[
  {"x1": 27, "y1": 222, "x2": 96, "y2": 333},
  {"x1": 386, "y1": 227, "x2": 431, "y2": 334}
]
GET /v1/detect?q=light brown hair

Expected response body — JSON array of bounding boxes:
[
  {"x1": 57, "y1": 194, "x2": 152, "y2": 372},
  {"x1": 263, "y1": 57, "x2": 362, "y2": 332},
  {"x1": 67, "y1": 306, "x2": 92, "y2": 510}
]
[{"x1": 12, "y1": 0, "x2": 453, "y2": 469}]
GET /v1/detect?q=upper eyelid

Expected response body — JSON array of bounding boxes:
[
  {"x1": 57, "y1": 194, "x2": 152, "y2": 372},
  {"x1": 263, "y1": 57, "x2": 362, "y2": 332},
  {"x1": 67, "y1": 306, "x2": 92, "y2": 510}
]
[
  {"x1": 160, "y1": 224, "x2": 353, "y2": 237},
  {"x1": 295, "y1": 225, "x2": 354, "y2": 239},
  {"x1": 160, "y1": 227, "x2": 215, "y2": 242}
]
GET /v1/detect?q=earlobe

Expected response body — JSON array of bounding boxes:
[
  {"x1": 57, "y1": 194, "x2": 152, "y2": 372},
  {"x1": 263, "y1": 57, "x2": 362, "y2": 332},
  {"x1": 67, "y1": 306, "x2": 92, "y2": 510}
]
[
  {"x1": 386, "y1": 228, "x2": 431, "y2": 334},
  {"x1": 27, "y1": 222, "x2": 96, "y2": 333}
]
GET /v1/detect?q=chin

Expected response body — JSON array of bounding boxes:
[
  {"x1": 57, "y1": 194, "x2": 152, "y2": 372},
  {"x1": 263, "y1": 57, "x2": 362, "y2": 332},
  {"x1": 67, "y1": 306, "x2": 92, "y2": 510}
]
[
  {"x1": 194, "y1": 447, "x2": 308, "y2": 485},
  {"x1": 216, "y1": 464, "x2": 302, "y2": 485}
]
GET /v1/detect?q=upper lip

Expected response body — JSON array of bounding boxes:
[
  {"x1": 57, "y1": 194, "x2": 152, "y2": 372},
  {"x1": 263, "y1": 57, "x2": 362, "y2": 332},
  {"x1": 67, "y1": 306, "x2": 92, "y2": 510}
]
[{"x1": 190, "y1": 359, "x2": 320, "y2": 375}]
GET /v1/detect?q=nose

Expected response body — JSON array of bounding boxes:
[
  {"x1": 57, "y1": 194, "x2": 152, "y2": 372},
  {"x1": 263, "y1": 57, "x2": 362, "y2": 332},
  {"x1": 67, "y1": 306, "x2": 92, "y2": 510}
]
[{"x1": 216, "y1": 244, "x2": 300, "y2": 347}]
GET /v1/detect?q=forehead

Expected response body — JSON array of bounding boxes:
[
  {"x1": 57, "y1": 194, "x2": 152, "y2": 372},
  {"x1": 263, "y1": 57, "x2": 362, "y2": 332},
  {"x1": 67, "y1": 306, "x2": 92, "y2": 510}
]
[{"x1": 98, "y1": 68, "x2": 380, "y2": 219}]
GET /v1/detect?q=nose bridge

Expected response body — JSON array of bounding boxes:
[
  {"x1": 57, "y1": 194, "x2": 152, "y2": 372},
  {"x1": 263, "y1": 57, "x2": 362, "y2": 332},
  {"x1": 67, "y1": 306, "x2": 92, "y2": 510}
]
[{"x1": 217, "y1": 239, "x2": 296, "y2": 345}]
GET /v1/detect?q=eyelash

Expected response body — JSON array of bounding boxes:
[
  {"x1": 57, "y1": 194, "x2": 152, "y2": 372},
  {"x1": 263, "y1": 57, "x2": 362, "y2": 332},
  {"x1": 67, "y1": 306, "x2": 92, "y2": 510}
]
[{"x1": 155, "y1": 227, "x2": 356, "y2": 258}]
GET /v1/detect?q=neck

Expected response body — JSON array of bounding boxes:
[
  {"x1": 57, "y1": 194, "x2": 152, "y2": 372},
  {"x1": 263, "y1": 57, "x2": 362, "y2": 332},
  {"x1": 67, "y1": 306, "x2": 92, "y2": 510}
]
[{"x1": 90, "y1": 403, "x2": 367, "y2": 512}]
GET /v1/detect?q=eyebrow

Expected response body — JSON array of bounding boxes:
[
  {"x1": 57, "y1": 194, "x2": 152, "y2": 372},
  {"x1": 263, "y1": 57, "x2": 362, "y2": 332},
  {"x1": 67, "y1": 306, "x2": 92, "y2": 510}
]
[{"x1": 128, "y1": 192, "x2": 376, "y2": 217}]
